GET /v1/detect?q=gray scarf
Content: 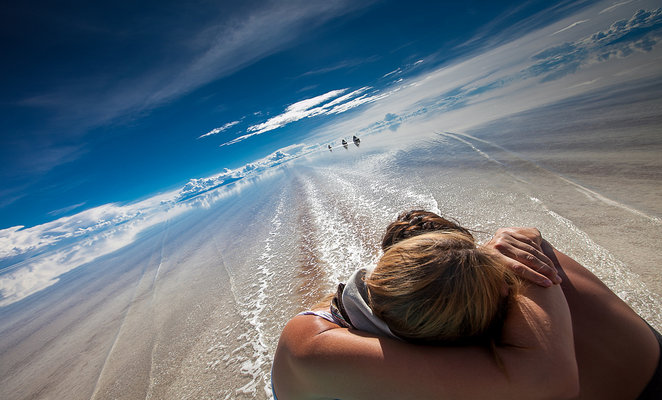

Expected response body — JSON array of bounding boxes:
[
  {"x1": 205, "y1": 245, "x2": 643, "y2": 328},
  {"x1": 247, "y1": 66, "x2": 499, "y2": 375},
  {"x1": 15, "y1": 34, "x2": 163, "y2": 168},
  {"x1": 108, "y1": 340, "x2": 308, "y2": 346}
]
[{"x1": 340, "y1": 267, "x2": 399, "y2": 339}]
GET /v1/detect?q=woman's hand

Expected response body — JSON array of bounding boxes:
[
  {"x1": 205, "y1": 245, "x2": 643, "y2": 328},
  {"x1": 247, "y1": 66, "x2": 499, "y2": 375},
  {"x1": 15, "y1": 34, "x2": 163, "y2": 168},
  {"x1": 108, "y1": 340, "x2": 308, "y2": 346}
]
[{"x1": 484, "y1": 227, "x2": 561, "y2": 287}]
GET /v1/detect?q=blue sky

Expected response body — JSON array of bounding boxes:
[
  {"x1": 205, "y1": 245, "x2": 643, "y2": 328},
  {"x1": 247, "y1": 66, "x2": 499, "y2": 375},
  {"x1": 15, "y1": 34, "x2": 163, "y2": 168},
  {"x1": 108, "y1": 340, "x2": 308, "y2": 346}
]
[
  {"x1": 1, "y1": 0, "x2": 662, "y2": 305},
  {"x1": 1, "y1": 0, "x2": 573, "y2": 229}
]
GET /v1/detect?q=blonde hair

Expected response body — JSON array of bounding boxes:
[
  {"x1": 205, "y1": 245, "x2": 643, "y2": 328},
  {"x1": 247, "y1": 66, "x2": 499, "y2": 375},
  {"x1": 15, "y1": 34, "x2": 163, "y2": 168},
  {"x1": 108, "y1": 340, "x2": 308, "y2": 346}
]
[{"x1": 366, "y1": 231, "x2": 519, "y2": 345}]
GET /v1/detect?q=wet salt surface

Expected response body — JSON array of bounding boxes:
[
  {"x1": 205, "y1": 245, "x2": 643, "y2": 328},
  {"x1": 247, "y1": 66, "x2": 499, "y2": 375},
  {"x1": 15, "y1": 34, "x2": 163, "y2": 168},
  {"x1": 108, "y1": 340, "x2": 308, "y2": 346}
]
[{"x1": 1, "y1": 106, "x2": 661, "y2": 399}]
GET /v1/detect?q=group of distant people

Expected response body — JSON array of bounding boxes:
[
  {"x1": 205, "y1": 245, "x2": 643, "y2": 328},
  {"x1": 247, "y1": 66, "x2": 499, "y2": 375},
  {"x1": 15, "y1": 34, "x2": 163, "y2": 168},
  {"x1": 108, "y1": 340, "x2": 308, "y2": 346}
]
[
  {"x1": 273, "y1": 210, "x2": 662, "y2": 399},
  {"x1": 329, "y1": 135, "x2": 361, "y2": 151}
]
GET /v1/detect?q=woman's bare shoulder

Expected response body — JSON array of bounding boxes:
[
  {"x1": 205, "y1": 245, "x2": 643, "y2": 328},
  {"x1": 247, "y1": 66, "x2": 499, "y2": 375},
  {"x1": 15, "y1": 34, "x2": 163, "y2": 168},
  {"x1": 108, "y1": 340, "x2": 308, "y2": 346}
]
[
  {"x1": 273, "y1": 303, "x2": 578, "y2": 400},
  {"x1": 272, "y1": 313, "x2": 345, "y2": 399}
]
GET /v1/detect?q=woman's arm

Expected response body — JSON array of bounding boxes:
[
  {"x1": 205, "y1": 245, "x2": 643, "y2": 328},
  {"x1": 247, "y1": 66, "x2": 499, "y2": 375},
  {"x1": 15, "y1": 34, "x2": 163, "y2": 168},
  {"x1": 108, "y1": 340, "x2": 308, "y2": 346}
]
[{"x1": 273, "y1": 283, "x2": 578, "y2": 400}]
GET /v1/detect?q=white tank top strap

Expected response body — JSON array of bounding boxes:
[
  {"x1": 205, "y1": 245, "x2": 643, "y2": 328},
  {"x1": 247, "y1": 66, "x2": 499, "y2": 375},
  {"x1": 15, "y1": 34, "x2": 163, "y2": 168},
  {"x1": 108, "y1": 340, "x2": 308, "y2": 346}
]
[{"x1": 297, "y1": 310, "x2": 338, "y2": 325}]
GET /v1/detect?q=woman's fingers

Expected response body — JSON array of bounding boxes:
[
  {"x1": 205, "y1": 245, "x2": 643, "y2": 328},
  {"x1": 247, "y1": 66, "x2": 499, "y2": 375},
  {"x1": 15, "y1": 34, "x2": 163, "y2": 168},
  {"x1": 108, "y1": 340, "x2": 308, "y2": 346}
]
[
  {"x1": 498, "y1": 254, "x2": 554, "y2": 287},
  {"x1": 486, "y1": 228, "x2": 561, "y2": 286},
  {"x1": 493, "y1": 227, "x2": 542, "y2": 249},
  {"x1": 517, "y1": 249, "x2": 561, "y2": 285},
  {"x1": 489, "y1": 236, "x2": 553, "y2": 273},
  {"x1": 507, "y1": 241, "x2": 558, "y2": 282}
]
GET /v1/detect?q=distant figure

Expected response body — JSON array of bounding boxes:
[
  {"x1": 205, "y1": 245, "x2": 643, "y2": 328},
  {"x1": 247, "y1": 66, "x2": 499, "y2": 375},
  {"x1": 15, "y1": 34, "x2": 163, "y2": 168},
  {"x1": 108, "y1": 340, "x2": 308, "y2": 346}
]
[
  {"x1": 342, "y1": 139, "x2": 348, "y2": 149},
  {"x1": 353, "y1": 135, "x2": 361, "y2": 147},
  {"x1": 328, "y1": 144, "x2": 332, "y2": 152}
]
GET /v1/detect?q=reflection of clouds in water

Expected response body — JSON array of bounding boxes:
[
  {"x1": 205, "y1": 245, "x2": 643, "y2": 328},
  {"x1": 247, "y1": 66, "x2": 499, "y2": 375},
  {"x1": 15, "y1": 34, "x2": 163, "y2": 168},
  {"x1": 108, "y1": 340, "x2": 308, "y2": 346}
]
[
  {"x1": 0, "y1": 173, "x2": 269, "y2": 307},
  {"x1": 0, "y1": 145, "x2": 312, "y2": 259},
  {"x1": 527, "y1": 42, "x2": 587, "y2": 81},
  {"x1": 0, "y1": 203, "x2": 190, "y2": 307},
  {"x1": 528, "y1": 8, "x2": 662, "y2": 81},
  {"x1": 404, "y1": 7, "x2": 662, "y2": 128},
  {"x1": 383, "y1": 113, "x2": 401, "y2": 131},
  {"x1": 425, "y1": 8, "x2": 662, "y2": 109},
  {"x1": 177, "y1": 143, "x2": 316, "y2": 201},
  {"x1": 0, "y1": 200, "x2": 166, "y2": 259},
  {"x1": 0, "y1": 146, "x2": 307, "y2": 307},
  {"x1": 341, "y1": 5, "x2": 662, "y2": 144}
]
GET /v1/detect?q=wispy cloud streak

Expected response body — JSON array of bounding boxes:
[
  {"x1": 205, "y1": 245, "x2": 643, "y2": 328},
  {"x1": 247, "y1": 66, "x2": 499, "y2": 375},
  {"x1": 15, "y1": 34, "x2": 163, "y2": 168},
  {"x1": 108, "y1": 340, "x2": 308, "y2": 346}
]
[
  {"x1": 198, "y1": 120, "x2": 241, "y2": 138},
  {"x1": 48, "y1": 202, "x2": 87, "y2": 216},
  {"x1": 600, "y1": 1, "x2": 635, "y2": 14},
  {"x1": 382, "y1": 68, "x2": 401, "y2": 78},
  {"x1": 553, "y1": 19, "x2": 590, "y2": 35},
  {"x1": 247, "y1": 89, "x2": 348, "y2": 135}
]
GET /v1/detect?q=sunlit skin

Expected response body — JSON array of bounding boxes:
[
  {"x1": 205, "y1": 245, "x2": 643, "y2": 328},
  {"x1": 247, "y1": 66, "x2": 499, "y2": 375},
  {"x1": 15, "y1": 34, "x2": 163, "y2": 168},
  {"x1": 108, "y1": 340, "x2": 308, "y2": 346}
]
[
  {"x1": 273, "y1": 227, "x2": 659, "y2": 400},
  {"x1": 488, "y1": 228, "x2": 659, "y2": 399},
  {"x1": 274, "y1": 281, "x2": 577, "y2": 400}
]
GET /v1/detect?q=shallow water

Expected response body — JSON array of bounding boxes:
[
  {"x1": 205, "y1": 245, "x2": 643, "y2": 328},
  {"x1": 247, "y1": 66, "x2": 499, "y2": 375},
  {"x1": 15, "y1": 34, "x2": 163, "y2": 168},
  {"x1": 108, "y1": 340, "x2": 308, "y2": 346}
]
[{"x1": 1, "y1": 95, "x2": 661, "y2": 399}]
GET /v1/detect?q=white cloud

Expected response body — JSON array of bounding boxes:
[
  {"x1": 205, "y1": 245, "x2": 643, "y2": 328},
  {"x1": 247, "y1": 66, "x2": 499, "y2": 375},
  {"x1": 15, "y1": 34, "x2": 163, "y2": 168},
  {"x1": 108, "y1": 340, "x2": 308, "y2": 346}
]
[
  {"x1": 382, "y1": 68, "x2": 401, "y2": 78},
  {"x1": 589, "y1": 8, "x2": 662, "y2": 51},
  {"x1": 219, "y1": 130, "x2": 264, "y2": 148},
  {"x1": 47, "y1": 202, "x2": 87, "y2": 216},
  {"x1": 0, "y1": 194, "x2": 175, "y2": 260},
  {"x1": 246, "y1": 89, "x2": 348, "y2": 135},
  {"x1": 220, "y1": 87, "x2": 381, "y2": 147},
  {"x1": 314, "y1": 87, "x2": 370, "y2": 110},
  {"x1": 600, "y1": 0, "x2": 635, "y2": 14},
  {"x1": 324, "y1": 93, "x2": 385, "y2": 115},
  {"x1": 198, "y1": 120, "x2": 241, "y2": 138},
  {"x1": 552, "y1": 19, "x2": 590, "y2": 35},
  {"x1": 569, "y1": 78, "x2": 601, "y2": 88},
  {"x1": 182, "y1": 142, "x2": 318, "y2": 196}
]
